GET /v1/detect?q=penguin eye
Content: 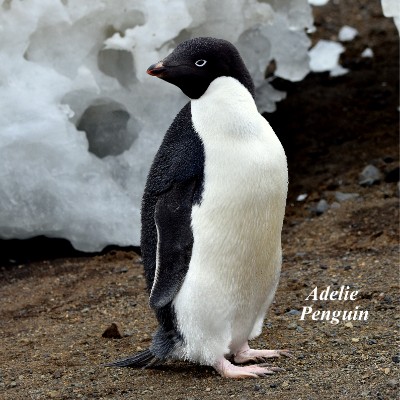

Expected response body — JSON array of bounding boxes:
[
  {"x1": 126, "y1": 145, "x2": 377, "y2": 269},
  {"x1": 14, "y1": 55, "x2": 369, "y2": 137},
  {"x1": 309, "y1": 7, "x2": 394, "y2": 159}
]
[{"x1": 195, "y1": 59, "x2": 207, "y2": 67}]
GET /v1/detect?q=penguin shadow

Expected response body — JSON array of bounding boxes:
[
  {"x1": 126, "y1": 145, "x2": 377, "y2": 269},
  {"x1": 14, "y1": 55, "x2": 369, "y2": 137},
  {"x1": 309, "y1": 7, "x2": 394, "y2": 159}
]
[{"x1": 143, "y1": 361, "x2": 217, "y2": 378}]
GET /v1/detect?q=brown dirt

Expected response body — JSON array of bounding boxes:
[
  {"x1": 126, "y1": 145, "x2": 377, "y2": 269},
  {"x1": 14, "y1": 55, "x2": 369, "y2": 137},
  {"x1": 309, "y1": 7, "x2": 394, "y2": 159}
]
[{"x1": 0, "y1": 1, "x2": 399, "y2": 399}]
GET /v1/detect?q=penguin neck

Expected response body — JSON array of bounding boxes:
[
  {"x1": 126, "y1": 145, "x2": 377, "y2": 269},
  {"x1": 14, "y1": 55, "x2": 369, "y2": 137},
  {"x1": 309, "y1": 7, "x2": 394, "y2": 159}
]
[
  {"x1": 195, "y1": 76, "x2": 255, "y2": 105},
  {"x1": 190, "y1": 76, "x2": 261, "y2": 140}
]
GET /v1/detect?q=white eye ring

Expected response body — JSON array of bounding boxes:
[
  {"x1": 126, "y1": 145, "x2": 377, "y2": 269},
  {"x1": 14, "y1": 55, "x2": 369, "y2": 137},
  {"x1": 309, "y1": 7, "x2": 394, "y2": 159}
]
[{"x1": 195, "y1": 59, "x2": 207, "y2": 67}]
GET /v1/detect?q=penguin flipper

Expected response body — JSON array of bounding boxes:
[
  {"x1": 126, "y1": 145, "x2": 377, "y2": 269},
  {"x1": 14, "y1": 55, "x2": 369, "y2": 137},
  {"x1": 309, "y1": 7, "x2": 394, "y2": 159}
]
[
  {"x1": 104, "y1": 349, "x2": 160, "y2": 368},
  {"x1": 149, "y1": 179, "x2": 197, "y2": 309}
]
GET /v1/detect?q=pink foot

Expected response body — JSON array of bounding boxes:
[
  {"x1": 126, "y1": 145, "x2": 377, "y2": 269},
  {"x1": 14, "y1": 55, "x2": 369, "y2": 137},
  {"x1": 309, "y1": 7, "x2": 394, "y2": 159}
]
[
  {"x1": 214, "y1": 357, "x2": 283, "y2": 379},
  {"x1": 234, "y1": 343, "x2": 292, "y2": 364}
]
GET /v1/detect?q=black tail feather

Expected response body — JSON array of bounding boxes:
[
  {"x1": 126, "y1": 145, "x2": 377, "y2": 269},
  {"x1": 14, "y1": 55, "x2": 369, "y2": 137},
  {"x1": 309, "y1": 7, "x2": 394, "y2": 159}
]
[{"x1": 103, "y1": 349, "x2": 160, "y2": 368}]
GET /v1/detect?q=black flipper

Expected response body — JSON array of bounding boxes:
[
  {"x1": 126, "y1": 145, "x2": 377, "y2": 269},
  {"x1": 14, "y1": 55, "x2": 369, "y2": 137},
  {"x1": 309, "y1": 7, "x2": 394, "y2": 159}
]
[
  {"x1": 141, "y1": 102, "x2": 204, "y2": 294},
  {"x1": 149, "y1": 180, "x2": 196, "y2": 309},
  {"x1": 137, "y1": 102, "x2": 204, "y2": 361},
  {"x1": 104, "y1": 349, "x2": 160, "y2": 368}
]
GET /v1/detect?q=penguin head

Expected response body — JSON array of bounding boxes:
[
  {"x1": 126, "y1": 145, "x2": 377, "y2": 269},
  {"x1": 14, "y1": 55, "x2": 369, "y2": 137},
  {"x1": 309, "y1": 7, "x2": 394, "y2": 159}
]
[{"x1": 147, "y1": 37, "x2": 255, "y2": 99}]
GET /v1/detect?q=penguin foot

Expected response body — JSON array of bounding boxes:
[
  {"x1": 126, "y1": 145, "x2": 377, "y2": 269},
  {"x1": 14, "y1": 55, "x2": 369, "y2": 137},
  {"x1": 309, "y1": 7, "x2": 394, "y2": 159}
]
[
  {"x1": 234, "y1": 343, "x2": 292, "y2": 364},
  {"x1": 214, "y1": 358, "x2": 281, "y2": 378}
]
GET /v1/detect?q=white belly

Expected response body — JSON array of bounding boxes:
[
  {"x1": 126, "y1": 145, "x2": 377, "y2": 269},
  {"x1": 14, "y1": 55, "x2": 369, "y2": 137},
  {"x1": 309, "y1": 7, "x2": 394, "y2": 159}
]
[{"x1": 172, "y1": 77, "x2": 288, "y2": 365}]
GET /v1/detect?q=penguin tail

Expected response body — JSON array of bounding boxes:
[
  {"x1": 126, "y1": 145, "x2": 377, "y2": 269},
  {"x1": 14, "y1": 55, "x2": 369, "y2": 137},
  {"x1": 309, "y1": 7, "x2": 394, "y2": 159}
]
[{"x1": 103, "y1": 349, "x2": 161, "y2": 369}]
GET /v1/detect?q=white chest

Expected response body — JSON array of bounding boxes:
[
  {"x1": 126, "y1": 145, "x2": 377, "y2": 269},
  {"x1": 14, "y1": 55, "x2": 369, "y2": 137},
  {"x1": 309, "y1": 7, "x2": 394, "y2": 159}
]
[
  {"x1": 189, "y1": 77, "x2": 287, "y2": 282},
  {"x1": 191, "y1": 77, "x2": 287, "y2": 232}
]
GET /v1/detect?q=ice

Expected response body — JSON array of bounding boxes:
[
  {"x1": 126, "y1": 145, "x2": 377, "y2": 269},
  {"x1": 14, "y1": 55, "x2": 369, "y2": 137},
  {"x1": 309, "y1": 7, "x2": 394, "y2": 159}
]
[
  {"x1": 361, "y1": 48, "x2": 374, "y2": 58},
  {"x1": 381, "y1": 0, "x2": 400, "y2": 34},
  {"x1": 296, "y1": 194, "x2": 308, "y2": 202},
  {"x1": 308, "y1": 0, "x2": 329, "y2": 6},
  {"x1": 308, "y1": 40, "x2": 345, "y2": 74},
  {"x1": 338, "y1": 25, "x2": 359, "y2": 42},
  {"x1": 329, "y1": 65, "x2": 349, "y2": 77},
  {"x1": 0, "y1": 0, "x2": 314, "y2": 251}
]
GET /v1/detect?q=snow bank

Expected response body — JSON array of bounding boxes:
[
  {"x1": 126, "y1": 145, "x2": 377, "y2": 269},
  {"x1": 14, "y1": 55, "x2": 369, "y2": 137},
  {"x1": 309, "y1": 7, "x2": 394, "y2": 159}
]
[
  {"x1": 308, "y1": 40, "x2": 347, "y2": 76},
  {"x1": 0, "y1": 0, "x2": 314, "y2": 251},
  {"x1": 381, "y1": 0, "x2": 400, "y2": 34},
  {"x1": 338, "y1": 25, "x2": 358, "y2": 42}
]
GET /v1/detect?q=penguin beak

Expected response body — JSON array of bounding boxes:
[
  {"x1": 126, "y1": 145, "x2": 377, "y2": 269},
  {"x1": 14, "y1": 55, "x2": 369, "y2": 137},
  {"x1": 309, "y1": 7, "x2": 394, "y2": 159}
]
[{"x1": 147, "y1": 62, "x2": 167, "y2": 77}]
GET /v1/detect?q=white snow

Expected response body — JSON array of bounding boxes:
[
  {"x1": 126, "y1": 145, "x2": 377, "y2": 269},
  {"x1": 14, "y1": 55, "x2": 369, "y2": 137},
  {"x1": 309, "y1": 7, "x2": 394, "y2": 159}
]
[
  {"x1": 338, "y1": 25, "x2": 359, "y2": 42},
  {"x1": 308, "y1": 0, "x2": 329, "y2": 6},
  {"x1": 329, "y1": 65, "x2": 349, "y2": 77},
  {"x1": 381, "y1": 0, "x2": 400, "y2": 34},
  {"x1": 296, "y1": 194, "x2": 308, "y2": 202},
  {"x1": 0, "y1": 0, "x2": 314, "y2": 251},
  {"x1": 308, "y1": 40, "x2": 346, "y2": 74},
  {"x1": 361, "y1": 48, "x2": 374, "y2": 58}
]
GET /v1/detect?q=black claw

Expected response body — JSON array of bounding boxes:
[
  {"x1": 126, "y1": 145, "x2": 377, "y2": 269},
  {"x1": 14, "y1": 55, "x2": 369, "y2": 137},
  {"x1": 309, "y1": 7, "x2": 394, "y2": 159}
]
[
  {"x1": 278, "y1": 350, "x2": 293, "y2": 358},
  {"x1": 259, "y1": 371, "x2": 274, "y2": 376},
  {"x1": 270, "y1": 367, "x2": 285, "y2": 372},
  {"x1": 257, "y1": 363, "x2": 273, "y2": 367}
]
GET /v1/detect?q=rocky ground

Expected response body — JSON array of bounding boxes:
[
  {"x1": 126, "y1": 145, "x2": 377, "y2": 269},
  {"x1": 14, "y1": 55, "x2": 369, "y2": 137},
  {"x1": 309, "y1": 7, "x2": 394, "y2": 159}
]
[{"x1": 0, "y1": 1, "x2": 399, "y2": 399}]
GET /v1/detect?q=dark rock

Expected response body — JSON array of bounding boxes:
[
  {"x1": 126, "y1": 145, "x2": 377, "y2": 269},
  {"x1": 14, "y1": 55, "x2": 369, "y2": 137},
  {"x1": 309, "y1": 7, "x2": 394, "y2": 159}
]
[
  {"x1": 53, "y1": 371, "x2": 62, "y2": 379},
  {"x1": 367, "y1": 339, "x2": 377, "y2": 345},
  {"x1": 392, "y1": 355, "x2": 400, "y2": 363},
  {"x1": 287, "y1": 309, "x2": 301, "y2": 316},
  {"x1": 335, "y1": 191, "x2": 360, "y2": 202},
  {"x1": 287, "y1": 322, "x2": 298, "y2": 330},
  {"x1": 113, "y1": 266, "x2": 129, "y2": 274},
  {"x1": 102, "y1": 323, "x2": 122, "y2": 339},
  {"x1": 385, "y1": 167, "x2": 399, "y2": 182},
  {"x1": 359, "y1": 164, "x2": 382, "y2": 186},
  {"x1": 269, "y1": 383, "x2": 277, "y2": 388},
  {"x1": 330, "y1": 201, "x2": 341, "y2": 209},
  {"x1": 383, "y1": 156, "x2": 394, "y2": 163},
  {"x1": 315, "y1": 199, "x2": 329, "y2": 215},
  {"x1": 388, "y1": 379, "x2": 398, "y2": 387},
  {"x1": 383, "y1": 295, "x2": 392, "y2": 303},
  {"x1": 370, "y1": 230, "x2": 383, "y2": 239}
]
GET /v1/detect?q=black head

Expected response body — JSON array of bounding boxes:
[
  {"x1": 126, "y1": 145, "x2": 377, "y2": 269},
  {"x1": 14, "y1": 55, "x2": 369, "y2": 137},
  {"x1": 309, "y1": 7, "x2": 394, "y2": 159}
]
[{"x1": 147, "y1": 37, "x2": 255, "y2": 99}]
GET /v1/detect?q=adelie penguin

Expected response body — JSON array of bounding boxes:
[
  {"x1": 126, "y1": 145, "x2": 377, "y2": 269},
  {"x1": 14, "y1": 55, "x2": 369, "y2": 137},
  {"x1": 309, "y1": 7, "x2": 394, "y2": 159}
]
[{"x1": 106, "y1": 37, "x2": 290, "y2": 378}]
